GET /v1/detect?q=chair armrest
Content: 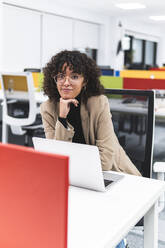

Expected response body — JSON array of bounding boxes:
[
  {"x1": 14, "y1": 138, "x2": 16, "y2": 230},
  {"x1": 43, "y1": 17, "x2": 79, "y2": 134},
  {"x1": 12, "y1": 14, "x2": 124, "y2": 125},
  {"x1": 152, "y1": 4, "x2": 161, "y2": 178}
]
[{"x1": 1, "y1": 99, "x2": 18, "y2": 106}]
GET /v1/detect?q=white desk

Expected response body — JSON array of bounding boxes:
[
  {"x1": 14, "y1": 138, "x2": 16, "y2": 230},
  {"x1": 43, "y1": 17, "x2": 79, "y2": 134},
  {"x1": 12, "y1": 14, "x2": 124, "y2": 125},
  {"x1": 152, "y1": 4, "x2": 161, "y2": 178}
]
[
  {"x1": 0, "y1": 90, "x2": 47, "y2": 103},
  {"x1": 68, "y1": 173, "x2": 165, "y2": 248},
  {"x1": 109, "y1": 98, "x2": 165, "y2": 120},
  {"x1": 109, "y1": 98, "x2": 148, "y2": 115}
]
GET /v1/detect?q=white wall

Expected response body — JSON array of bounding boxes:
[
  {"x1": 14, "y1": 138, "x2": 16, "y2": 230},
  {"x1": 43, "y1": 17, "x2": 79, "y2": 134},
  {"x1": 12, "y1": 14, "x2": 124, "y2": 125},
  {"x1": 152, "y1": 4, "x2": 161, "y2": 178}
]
[
  {"x1": 2, "y1": 4, "x2": 41, "y2": 71},
  {"x1": 2, "y1": 0, "x2": 110, "y2": 71},
  {"x1": 42, "y1": 14, "x2": 73, "y2": 66},
  {"x1": 2, "y1": 0, "x2": 165, "y2": 70},
  {"x1": 0, "y1": 1, "x2": 3, "y2": 70},
  {"x1": 157, "y1": 35, "x2": 165, "y2": 66},
  {"x1": 73, "y1": 20, "x2": 99, "y2": 50}
]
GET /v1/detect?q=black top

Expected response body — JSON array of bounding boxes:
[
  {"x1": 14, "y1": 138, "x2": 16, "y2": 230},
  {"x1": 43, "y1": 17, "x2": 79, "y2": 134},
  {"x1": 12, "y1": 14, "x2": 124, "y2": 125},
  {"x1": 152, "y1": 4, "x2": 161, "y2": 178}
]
[{"x1": 58, "y1": 95, "x2": 86, "y2": 144}]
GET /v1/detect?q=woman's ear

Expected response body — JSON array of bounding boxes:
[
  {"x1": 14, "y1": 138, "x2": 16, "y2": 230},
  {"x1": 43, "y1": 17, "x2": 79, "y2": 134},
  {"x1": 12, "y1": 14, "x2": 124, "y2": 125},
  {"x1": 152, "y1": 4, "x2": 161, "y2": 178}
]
[{"x1": 83, "y1": 79, "x2": 87, "y2": 87}]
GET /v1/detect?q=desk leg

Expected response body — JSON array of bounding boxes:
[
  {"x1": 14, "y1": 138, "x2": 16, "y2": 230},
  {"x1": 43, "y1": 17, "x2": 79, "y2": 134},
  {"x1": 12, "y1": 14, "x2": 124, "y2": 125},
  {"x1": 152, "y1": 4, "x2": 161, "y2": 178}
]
[
  {"x1": 144, "y1": 201, "x2": 158, "y2": 248},
  {"x1": 2, "y1": 122, "x2": 8, "y2": 143}
]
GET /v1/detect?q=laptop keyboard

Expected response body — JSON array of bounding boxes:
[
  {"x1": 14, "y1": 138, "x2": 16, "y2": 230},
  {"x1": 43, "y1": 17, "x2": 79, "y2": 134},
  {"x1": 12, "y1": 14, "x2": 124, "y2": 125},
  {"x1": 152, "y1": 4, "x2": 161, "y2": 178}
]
[{"x1": 104, "y1": 179, "x2": 113, "y2": 187}]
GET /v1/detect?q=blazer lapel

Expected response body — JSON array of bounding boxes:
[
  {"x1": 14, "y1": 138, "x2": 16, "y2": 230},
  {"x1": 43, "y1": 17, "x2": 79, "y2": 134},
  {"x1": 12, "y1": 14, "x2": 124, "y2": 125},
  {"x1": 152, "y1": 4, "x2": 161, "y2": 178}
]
[
  {"x1": 54, "y1": 101, "x2": 59, "y2": 123},
  {"x1": 80, "y1": 102, "x2": 90, "y2": 144}
]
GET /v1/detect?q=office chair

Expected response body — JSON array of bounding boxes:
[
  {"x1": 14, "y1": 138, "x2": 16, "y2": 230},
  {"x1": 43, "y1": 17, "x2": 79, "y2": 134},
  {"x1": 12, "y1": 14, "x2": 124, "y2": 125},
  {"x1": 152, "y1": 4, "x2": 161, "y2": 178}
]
[
  {"x1": 105, "y1": 89, "x2": 165, "y2": 241},
  {"x1": 104, "y1": 90, "x2": 164, "y2": 220},
  {"x1": 0, "y1": 72, "x2": 44, "y2": 146},
  {"x1": 104, "y1": 89, "x2": 155, "y2": 177},
  {"x1": 104, "y1": 89, "x2": 165, "y2": 247}
]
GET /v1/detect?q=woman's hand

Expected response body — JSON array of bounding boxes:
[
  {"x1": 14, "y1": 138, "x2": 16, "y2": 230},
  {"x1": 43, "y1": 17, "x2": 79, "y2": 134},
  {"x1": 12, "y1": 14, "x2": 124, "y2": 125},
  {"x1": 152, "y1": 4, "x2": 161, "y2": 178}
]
[{"x1": 59, "y1": 98, "x2": 79, "y2": 118}]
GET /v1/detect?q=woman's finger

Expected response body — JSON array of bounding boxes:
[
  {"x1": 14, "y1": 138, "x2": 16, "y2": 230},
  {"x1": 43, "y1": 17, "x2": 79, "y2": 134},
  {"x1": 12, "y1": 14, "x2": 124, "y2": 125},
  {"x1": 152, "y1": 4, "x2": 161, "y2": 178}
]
[
  {"x1": 70, "y1": 99, "x2": 79, "y2": 107},
  {"x1": 61, "y1": 98, "x2": 79, "y2": 107}
]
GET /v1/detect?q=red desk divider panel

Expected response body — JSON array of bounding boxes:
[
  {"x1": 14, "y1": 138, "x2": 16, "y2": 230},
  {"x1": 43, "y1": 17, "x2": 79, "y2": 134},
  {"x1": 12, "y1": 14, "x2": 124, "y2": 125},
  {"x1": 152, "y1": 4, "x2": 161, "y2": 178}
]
[
  {"x1": 0, "y1": 143, "x2": 69, "y2": 248},
  {"x1": 124, "y1": 77, "x2": 165, "y2": 90},
  {"x1": 150, "y1": 68, "x2": 165, "y2": 71}
]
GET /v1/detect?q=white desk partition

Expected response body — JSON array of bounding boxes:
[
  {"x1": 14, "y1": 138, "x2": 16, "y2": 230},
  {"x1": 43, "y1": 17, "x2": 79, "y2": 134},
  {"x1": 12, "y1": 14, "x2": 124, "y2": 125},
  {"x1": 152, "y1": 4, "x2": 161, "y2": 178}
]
[{"x1": 68, "y1": 172, "x2": 165, "y2": 248}]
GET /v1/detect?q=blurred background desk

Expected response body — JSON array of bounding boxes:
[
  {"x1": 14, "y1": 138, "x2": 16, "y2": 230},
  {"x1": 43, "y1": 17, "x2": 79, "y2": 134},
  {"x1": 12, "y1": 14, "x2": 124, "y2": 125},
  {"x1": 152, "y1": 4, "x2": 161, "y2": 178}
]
[
  {"x1": 109, "y1": 98, "x2": 148, "y2": 115},
  {"x1": 109, "y1": 97, "x2": 165, "y2": 121},
  {"x1": 0, "y1": 90, "x2": 47, "y2": 103}
]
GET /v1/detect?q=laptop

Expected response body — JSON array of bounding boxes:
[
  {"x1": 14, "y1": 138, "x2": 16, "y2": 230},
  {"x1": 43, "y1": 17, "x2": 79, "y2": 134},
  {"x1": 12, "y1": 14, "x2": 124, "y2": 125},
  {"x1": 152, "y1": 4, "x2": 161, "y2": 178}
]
[
  {"x1": 33, "y1": 137, "x2": 124, "y2": 192},
  {"x1": 0, "y1": 142, "x2": 69, "y2": 248}
]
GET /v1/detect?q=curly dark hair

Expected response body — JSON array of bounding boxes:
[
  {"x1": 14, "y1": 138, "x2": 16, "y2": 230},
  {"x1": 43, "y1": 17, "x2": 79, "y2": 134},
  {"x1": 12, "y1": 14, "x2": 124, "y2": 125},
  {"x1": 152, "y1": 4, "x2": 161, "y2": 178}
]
[{"x1": 43, "y1": 50, "x2": 104, "y2": 104}]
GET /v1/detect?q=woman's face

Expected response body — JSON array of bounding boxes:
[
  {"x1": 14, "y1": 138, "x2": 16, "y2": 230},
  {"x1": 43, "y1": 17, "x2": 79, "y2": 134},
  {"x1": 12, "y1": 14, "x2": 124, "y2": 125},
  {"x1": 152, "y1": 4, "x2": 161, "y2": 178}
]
[{"x1": 55, "y1": 66, "x2": 85, "y2": 99}]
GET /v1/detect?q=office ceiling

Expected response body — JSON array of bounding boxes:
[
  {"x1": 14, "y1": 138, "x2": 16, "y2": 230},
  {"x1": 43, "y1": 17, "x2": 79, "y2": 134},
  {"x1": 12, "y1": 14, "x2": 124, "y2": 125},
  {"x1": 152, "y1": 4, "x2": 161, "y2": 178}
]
[{"x1": 54, "y1": 0, "x2": 165, "y2": 26}]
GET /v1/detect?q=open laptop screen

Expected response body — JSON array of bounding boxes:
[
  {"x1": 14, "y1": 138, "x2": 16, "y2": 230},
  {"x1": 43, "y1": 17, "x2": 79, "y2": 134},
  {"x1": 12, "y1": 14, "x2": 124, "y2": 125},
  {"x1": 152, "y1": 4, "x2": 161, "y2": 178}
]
[{"x1": 104, "y1": 89, "x2": 155, "y2": 178}]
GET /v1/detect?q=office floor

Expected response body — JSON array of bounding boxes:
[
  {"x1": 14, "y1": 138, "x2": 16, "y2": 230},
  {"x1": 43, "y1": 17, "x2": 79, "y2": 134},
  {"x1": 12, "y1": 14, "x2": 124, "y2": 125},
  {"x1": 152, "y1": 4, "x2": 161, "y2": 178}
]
[
  {"x1": 126, "y1": 207, "x2": 165, "y2": 248},
  {"x1": 0, "y1": 122, "x2": 165, "y2": 247}
]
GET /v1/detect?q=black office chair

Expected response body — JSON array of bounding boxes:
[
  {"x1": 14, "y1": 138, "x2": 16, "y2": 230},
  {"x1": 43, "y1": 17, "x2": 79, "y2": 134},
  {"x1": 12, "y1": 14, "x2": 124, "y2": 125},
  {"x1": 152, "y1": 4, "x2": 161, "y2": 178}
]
[{"x1": 104, "y1": 89, "x2": 155, "y2": 226}]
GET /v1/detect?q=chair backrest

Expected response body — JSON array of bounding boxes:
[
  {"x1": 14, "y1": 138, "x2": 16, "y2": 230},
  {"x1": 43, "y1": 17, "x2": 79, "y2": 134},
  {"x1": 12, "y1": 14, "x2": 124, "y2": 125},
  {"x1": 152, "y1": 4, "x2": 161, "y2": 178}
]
[
  {"x1": 0, "y1": 72, "x2": 37, "y2": 127},
  {"x1": 104, "y1": 89, "x2": 155, "y2": 178}
]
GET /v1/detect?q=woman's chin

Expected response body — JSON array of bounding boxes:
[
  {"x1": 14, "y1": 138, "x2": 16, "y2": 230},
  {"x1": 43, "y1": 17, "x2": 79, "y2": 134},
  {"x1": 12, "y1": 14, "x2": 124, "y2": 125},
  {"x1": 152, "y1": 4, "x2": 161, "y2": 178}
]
[
  {"x1": 62, "y1": 96, "x2": 70, "y2": 100},
  {"x1": 60, "y1": 92, "x2": 78, "y2": 99},
  {"x1": 61, "y1": 94, "x2": 72, "y2": 100}
]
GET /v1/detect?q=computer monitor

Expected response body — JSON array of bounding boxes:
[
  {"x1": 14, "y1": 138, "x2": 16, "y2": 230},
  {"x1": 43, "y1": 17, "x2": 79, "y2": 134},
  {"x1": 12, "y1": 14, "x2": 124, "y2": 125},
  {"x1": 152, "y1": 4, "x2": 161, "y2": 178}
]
[
  {"x1": 1, "y1": 73, "x2": 30, "y2": 119},
  {"x1": 104, "y1": 89, "x2": 155, "y2": 178}
]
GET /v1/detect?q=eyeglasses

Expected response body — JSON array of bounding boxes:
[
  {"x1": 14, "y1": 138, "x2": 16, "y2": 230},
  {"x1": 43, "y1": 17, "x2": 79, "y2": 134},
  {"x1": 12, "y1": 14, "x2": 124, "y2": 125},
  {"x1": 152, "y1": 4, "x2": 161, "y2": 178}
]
[{"x1": 53, "y1": 73, "x2": 83, "y2": 85}]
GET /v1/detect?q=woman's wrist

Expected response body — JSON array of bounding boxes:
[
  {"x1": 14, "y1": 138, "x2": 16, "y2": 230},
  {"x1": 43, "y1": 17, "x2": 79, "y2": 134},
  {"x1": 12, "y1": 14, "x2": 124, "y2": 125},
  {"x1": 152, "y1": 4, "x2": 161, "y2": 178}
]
[
  {"x1": 58, "y1": 116, "x2": 67, "y2": 120},
  {"x1": 58, "y1": 117, "x2": 68, "y2": 128},
  {"x1": 59, "y1": 113, "x2": 67, "y2": 118}
]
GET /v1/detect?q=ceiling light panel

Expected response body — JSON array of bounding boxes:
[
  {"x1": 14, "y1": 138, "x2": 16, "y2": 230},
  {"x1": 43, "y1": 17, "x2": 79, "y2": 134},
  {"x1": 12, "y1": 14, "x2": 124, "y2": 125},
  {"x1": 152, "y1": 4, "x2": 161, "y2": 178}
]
[
  {"x1": 149, "y1": 16, "x2": 165, "y2": 21},
  {"x1": 115, "y1": 2, "x2": 146, "y2": 10}
]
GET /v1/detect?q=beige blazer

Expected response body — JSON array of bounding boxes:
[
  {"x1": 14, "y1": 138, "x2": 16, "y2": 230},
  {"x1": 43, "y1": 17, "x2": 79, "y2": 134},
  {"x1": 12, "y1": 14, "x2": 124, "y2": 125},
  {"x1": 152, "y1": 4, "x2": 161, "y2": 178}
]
[{"x1": 40, "y1": 95, "x2": 141, "y2": 176}]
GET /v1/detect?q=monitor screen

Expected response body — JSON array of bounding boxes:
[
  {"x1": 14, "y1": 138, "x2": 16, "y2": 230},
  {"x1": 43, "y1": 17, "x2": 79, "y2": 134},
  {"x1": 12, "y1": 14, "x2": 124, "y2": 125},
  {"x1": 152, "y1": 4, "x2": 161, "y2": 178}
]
[
  {"x1": 104, "y1": 89, "x2": 155, "y2": 178},
  {"x1": 2, "y1": 74, "x2": 30, "y2": 119}
]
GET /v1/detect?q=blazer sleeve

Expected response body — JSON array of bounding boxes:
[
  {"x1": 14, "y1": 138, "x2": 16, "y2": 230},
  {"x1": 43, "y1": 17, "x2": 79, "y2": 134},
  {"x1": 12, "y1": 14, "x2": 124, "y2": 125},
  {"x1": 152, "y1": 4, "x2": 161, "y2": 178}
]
[
  {"x1": 95, "y1": 96, "x2": 141, "y2": 176},
  {"x1": 40, "y1": 101, "x2": 75, "y2": 141}
]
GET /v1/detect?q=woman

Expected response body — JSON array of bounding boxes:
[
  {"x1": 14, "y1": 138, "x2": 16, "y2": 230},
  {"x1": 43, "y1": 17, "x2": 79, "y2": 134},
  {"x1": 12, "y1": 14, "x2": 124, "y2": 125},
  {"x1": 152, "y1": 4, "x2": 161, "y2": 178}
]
[
  {"x1": 41, "y1": 50, "x2": 141, "y2": 176},
  {"x1": 41, "y1": 50, "x2": 140, "y2": 248}
]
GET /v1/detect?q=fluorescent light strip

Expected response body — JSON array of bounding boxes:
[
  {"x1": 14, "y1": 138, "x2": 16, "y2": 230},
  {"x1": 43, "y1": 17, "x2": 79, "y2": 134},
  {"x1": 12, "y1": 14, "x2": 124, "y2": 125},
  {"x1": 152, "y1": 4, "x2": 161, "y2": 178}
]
[
  {"x1": 115, "y1": 2, "x2": 146, "y2": 10},
  {"x1": 149, "y1": 16, "x2": 165, "y2": 21}
]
